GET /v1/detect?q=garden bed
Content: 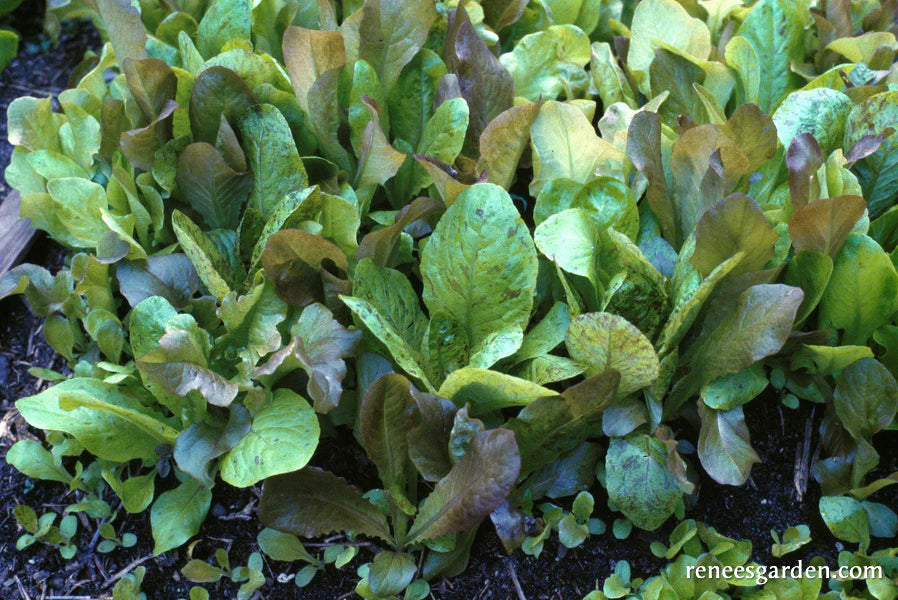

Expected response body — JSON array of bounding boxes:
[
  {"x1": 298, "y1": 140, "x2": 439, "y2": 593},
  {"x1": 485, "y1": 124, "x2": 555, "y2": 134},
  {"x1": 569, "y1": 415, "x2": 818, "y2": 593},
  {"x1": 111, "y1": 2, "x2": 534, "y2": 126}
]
[
  {"x1": 5, "y1": 285, "x2": 895, "y2": 598},
  {"x1": 1, "y1": 1, "x2": 897, "y2": 599}
]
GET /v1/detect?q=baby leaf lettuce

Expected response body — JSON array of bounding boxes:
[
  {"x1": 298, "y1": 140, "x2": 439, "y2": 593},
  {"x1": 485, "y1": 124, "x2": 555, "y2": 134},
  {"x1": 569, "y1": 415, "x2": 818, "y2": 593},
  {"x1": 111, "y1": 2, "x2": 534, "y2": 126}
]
[{"x1": 3, "y1": 0, "x2": 898, "y2": 584}]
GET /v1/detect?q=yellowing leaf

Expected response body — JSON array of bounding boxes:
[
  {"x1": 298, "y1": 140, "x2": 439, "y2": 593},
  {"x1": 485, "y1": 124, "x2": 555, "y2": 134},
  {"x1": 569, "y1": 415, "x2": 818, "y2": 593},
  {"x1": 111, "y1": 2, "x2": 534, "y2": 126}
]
[
  {"x1": 627, "y1": 0, "x2": 711, "y2": 94},
  {"x1": 565, "y1": 312, "x2": 660, "y2": 397},
  {"x1": 530, "y1": 101, "x2": 624, "y2": 196},
  {"x1": 282, "y1": 26, "x2": 346, "y2": 114},
  {"x1": 220, "y1": 389, "x2": 320, "y2": 487}
]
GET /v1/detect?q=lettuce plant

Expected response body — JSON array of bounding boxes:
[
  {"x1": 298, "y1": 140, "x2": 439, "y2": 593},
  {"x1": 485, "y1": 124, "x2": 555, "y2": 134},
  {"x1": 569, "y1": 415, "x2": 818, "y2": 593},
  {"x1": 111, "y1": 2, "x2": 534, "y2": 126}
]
[{"x1": 2, "y1": 0, "x2": 897, "y2": 592}]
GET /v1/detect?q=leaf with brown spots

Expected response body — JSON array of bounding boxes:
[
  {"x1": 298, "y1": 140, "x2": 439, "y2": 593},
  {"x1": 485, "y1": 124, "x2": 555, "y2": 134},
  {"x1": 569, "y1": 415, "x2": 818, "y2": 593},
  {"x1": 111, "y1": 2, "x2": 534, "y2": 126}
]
[{"x1": 420, "y1": 184, "x2": 537, "y2": 352}]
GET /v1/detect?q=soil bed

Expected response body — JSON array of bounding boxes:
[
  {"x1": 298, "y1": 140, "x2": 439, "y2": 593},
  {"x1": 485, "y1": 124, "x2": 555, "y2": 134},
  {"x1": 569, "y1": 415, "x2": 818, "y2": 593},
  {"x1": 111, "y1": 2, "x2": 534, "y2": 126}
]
[
  {"x1": 1, "y1": 5, "x2": 896, "y2": 600},
  {"x1": 4, "y1": 261, "x2": 895, "y2": 599}
]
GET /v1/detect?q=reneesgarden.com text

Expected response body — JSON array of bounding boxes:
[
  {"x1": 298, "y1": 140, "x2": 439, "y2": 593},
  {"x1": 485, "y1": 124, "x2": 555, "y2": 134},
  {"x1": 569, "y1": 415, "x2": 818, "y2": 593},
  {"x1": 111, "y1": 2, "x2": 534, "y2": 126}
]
[{"x1": 686, "y1": 562, "x2": 884, "y2": 584}]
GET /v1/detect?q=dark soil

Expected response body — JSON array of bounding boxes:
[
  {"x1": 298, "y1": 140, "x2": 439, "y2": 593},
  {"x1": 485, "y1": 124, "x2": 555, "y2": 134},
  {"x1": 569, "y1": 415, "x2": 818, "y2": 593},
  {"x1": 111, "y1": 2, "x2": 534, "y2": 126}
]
[{"x1": 1, "y1": 3, "x2": 897, "y2": 600}]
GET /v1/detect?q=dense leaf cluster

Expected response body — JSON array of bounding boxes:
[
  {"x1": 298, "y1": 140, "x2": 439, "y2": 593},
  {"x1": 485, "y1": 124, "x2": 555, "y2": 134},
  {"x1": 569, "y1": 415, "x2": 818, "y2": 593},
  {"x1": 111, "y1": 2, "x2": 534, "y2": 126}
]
[{"x1": 2, "y1": 0, "x2": 898, "y2": 597}]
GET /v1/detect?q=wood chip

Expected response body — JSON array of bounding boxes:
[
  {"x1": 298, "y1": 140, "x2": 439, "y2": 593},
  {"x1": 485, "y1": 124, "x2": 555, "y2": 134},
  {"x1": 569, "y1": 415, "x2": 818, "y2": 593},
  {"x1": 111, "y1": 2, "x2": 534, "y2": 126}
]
[{"x1": 0, "y1": 192, "x2": 37, "y2": 278}]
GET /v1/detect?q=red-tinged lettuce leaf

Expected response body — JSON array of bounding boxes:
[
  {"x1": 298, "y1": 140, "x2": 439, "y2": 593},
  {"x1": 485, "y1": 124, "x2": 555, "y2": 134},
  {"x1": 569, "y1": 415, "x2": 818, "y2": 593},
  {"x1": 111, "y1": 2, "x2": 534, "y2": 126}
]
[
  {"x1": 261, "y1": 229, "x2": 349, "y2": 307},
  {"x1": 788, "y1": 195, "x2": 867, "y2": 258},
  {"x1": 414, "y1": 155, "x2": 473, "y2": 205},
  {"x1": 505, "y1": 370, "x2": 620, "y2": 477},
  {"x1": 477, "y1": 101, "x2": 541, "y2": 191},
  {"x1": 407, "y1": 429, "x2": 520, "y2": 543},
  {"x1": 128, "y1": 296, "x2": 205, "y2": 423},
  {"x1": 348, "y1": 60, "x2": 387, "y2": 159},
  {"x1": 282, "y1": 25, "x2": 346, "y2": 114},
  {"x1": 136, "y1": 317, "x2": 239, "y2": 408},
  {"x1": 120, "y1": 100, "x2": 177, "y2": 172},
  {"x1": 354, "y1": 97, "x2": 406, "y2": 196},
  {"x1": 786, "y1": 132, "x2": 824, "y2": 209},
  {"x1": 628, "y1": 111, "x2": 677, "y2": 246},
  {"x1": 480, "y1": 0, "x2": 528, "y2": 31},
  {"x1": 259, "y1": 467, "x2": 392, "y2": 542},
  {"x1": 721, "y1": 103, "x2": 778, "y2": 176},
  {"x1": 175, "y1": 142, "x2": 252, "y2": 230},
  {"x1": 669, "y1": 124, "x2": 727, "y2": 238},
  {"x1": 842, "y1": 90, "x2": 898, "y2": 217},
  {"x1": 407, "y1": 386, "x2": 457, "y2": 482},
  {"x1": 189, "y1": 66, "x2": 257, "y2": 143},
  {"x1": 359, "y1": 374, "x2": 417, "y2": 494},
  {"x1": 121, "y1": 58, "x2": 177, "y2": 123},
  {"x1": 256, "y1": 303, "x2": 360, "y2": 413},
  {"x1": 248, "y1": 186, "x2": 323, "y2": 270},
  {"x1": 356, "y1": 196, "x2": 444, "y2": 266},
  {"x1": 443, "y1": 5, "x2": 513, "y2": 156},
  {"x1": 697, "y1": 403, "x2": 760, "y2": 486},
  {"x1": 691, "y1": 193, "x2": 779, "y2": 277}
]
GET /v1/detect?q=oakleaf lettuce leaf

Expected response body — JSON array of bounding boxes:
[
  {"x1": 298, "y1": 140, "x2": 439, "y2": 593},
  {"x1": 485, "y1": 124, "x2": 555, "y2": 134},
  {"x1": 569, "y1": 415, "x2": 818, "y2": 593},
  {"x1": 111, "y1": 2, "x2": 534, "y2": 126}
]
[{"x1": 255, "y1": 303, "x2": 360, "y2": 413}]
